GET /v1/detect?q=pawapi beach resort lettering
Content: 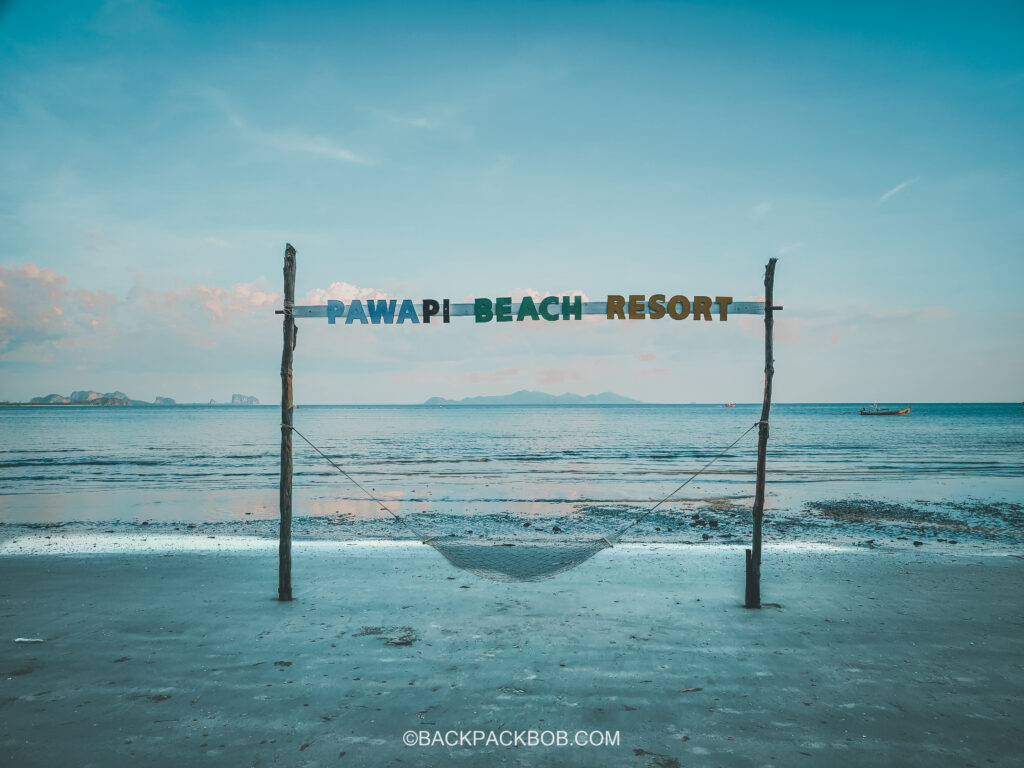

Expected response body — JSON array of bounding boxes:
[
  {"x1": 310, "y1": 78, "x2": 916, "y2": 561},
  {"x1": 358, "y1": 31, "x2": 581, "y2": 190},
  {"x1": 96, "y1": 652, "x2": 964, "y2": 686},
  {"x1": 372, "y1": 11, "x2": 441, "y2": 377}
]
[{"x1": 323, "y1": 295, "x2": 735, "y2": 325}]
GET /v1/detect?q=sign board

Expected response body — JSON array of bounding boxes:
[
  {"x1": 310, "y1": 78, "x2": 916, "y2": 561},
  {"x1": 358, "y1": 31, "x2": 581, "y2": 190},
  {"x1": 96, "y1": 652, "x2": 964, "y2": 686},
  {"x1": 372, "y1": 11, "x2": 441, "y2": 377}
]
[{"x1": 288, "y1": 295, "x2": 765, "y2": 324}]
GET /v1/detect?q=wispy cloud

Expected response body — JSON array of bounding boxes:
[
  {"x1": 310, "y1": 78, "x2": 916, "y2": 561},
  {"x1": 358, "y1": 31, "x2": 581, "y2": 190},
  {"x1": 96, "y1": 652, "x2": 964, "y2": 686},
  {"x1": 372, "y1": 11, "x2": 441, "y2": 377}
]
[
  {"x1": 751, "y1": 201, "x2": 771, "y2": 218},
  {"x1": 880, "y1": 177, "x2": 920, "y2": 202},
  {"x1": 361, "y1": 104, "x2": 476, "y2": 142},
  {"x1": 265, "y1": 133, "x2": 363, "y2": 164},
  {"x1": 209, "y1": 91, "x2": 364, "y2": 164},
  {"x1": 371, "y1": 108, "x2": 440, "y2": 130},
  {"x1": 776, "y1": 242, "x2": 803, "y2": 255}
]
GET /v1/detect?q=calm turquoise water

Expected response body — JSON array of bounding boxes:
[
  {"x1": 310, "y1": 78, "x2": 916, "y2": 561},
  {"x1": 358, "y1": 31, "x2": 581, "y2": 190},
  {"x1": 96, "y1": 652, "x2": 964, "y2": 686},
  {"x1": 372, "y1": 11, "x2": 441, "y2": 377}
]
[{"x1": 1, "y1": 404, "x2": 1022, "y2": 524}]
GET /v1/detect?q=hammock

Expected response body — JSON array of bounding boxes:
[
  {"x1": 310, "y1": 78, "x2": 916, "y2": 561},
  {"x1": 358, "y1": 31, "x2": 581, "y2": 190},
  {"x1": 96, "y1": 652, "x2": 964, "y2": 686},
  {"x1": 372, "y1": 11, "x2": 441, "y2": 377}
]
[
  {"x1": 287, "y1": 421, "x2": 759, "y2": 582},
  {"x1": 423, "y1": 536, "x2": 615, "y2": 582}
]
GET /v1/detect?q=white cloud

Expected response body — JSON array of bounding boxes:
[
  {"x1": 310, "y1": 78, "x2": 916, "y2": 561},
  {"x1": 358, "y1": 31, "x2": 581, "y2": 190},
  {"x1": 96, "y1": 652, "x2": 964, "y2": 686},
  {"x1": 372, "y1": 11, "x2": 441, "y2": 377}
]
[
  {"x1": 189, "y1": 283, "x2": 279, "y2": 322},
  {"x1": 0, "y1": 264, "x2": 282, "y2": 360},
  {"x1": 880, "y1": 177, "x2": 920, "y2": 202},
  {"x1": 511, "y1": 288, "x2": 590, "y2": 302},
  {"x1": 305, "y1": 282, "x2": 390, "y2": 304}
]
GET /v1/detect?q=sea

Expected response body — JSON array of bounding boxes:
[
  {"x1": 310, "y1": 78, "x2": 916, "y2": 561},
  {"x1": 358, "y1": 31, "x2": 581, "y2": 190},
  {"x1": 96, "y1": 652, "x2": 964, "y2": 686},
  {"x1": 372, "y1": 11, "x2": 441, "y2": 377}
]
[{"x1": 1, "y1": 403, "x2": 1022, "y2": 545}]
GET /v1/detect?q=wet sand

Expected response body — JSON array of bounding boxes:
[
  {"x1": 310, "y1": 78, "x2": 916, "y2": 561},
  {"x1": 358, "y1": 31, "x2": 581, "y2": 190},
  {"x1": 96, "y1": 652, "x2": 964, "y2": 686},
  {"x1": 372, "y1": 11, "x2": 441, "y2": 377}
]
[
  {"x1": 2, "y1": 543, "x2": 1022, "y2": 767},
  {"x1": 2, "y1": 492, "x2": 1021, "y2": 556}
]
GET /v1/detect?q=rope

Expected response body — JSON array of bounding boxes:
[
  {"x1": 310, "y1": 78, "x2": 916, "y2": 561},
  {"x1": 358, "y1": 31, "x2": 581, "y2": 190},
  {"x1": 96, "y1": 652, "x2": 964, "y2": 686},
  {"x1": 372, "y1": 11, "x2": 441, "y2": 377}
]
[
  {"x1": 608, "y1": 420, "x2": 762, "y2": 541},
  {"x1": 285, "y1": 418, "x2": 763, "y2": 548},
  {"x1": 284, "y1": 423, "x2": 431, "y2": 541}
]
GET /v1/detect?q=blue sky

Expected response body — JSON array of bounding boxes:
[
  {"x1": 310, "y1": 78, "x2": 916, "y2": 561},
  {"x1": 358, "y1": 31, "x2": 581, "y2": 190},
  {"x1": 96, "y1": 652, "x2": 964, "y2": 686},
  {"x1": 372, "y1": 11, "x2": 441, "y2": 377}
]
[{"x1": 1, "y1": 0, "x2": 1022, "y2": 403}]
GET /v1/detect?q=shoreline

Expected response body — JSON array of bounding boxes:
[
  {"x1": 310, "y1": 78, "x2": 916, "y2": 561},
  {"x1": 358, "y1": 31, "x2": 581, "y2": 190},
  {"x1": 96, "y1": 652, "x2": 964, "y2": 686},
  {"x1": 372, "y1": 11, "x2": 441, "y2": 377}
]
[
  {"x1": 0, "y1": 531, "x2": 1016, "y2": 558},
  {"x1": 2, "y1": 490, "x2": 1020, "y2": 558}
]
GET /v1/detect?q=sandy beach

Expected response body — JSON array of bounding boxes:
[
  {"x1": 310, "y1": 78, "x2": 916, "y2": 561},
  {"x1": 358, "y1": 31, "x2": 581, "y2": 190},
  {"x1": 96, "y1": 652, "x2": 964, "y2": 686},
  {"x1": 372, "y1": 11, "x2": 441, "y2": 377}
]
[{"x1": 2, "y1": 541, "x2": 1022, "y2": 767}]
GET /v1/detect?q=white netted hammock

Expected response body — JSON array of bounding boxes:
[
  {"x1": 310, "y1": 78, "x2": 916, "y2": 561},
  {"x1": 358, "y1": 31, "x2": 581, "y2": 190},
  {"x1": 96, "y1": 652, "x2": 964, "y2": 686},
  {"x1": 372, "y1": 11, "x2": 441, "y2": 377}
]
[{"x1": 287, "y1": 421, "x2": 759, "y2": 582}]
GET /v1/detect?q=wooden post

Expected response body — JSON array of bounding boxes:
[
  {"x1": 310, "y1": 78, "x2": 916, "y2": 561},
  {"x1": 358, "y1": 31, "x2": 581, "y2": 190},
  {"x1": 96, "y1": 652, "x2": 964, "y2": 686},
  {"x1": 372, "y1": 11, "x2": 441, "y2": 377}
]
[
  {"x1": 279, "y1": 244, "x2": 297, "y2": 601},
  {"x1": 745, "y1": 257, "x2": 778, "y2": 609}
]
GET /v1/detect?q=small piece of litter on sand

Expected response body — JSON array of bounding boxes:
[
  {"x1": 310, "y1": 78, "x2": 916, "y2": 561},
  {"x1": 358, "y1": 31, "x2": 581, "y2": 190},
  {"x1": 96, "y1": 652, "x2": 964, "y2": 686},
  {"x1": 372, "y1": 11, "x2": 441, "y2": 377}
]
[{"x1": 14, "y1": 638, "x2": 45, "y2": 644}]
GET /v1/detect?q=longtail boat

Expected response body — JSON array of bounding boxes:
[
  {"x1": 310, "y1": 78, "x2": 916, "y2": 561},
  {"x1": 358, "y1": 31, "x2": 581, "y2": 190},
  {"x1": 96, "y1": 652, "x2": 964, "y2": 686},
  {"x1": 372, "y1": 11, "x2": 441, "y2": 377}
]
[{"x1": 859, "y1": 403, "x2": 912, "y2": 416}]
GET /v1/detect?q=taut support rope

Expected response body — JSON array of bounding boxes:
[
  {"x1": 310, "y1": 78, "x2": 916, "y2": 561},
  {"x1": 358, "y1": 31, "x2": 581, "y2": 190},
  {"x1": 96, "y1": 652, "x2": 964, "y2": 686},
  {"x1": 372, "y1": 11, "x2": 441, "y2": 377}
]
[
  {"x1": 284, "y1": 419, "x2": 761, "y2": 545},
  {"x1": 608, "y1": 420, "x2": 762, "y2": 541},
  {"x1": 285, "y1": 423, "x2": 431, "y2": 541}
]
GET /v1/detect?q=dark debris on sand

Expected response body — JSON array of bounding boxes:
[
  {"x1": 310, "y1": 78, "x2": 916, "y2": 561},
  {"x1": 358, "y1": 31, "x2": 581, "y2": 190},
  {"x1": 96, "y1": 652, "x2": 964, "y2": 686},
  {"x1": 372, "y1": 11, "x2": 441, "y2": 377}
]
[
  {"x1": 4, "y1": 495, "x2": 1022, "y2": 553},
  {"x1": 803, "y1": 499, "x2": 1024, "y2": 545}
]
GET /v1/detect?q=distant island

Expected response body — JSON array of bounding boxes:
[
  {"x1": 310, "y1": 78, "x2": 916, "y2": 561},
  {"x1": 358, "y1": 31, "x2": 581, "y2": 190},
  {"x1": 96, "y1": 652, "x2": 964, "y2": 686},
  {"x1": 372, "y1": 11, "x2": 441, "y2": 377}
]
[
  {"x1": 5, "y1": 390, "x2": 261, "y2": 406},
  {"x1": 423, "y1": 390, "x2": 643, "y2": 406},
  {"x1": 27, "y1": 390, "x2": 170, "y2": 406}
]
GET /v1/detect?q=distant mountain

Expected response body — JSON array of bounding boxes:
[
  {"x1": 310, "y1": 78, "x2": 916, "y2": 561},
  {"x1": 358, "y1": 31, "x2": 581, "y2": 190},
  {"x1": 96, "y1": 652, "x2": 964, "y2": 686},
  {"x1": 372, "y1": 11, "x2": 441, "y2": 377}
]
[
  {"x1": 424, "y1": 390, "x2": 643, "y2": 406},
  {"x1": 29, "y1": 393, "x2": 72, "y2": 405},
  {"x1": 230, "y1": 394, "x2": 260, "y2": 405},
  {"x1": 69, "y1": 389, "x2": 136, "y2": 403},
  {"x1": 24, "y1": 391, "x2": 176, "y2": 406},
  {"x1": 31, "y1": 390, "x2": 142, "y2": 406}
]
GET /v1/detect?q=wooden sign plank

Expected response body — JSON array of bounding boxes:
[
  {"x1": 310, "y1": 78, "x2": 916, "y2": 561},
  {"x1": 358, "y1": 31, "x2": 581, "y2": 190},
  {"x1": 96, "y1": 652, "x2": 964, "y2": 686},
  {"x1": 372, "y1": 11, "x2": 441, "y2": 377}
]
[{"x1": 289, "y1": 300, "x2": 766, "y2": 319}]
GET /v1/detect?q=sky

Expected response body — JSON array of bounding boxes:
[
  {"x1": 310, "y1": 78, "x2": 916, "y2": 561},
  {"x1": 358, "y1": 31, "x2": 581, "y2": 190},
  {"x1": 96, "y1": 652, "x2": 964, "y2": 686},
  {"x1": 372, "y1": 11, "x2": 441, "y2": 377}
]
[{"x1": 1, "y1": 0, "x2": 1022, "y2": 404}]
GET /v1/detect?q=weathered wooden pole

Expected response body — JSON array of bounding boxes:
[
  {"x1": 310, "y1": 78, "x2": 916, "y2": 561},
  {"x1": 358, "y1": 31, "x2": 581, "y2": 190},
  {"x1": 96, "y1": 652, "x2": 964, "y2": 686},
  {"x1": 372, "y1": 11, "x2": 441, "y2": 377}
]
[
  {"x1": 279, "y1": 244, "x2": 297, "y2": 601},
  {"x1": 745, "y1": 257, "x2": 778, "y2": 609}
]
